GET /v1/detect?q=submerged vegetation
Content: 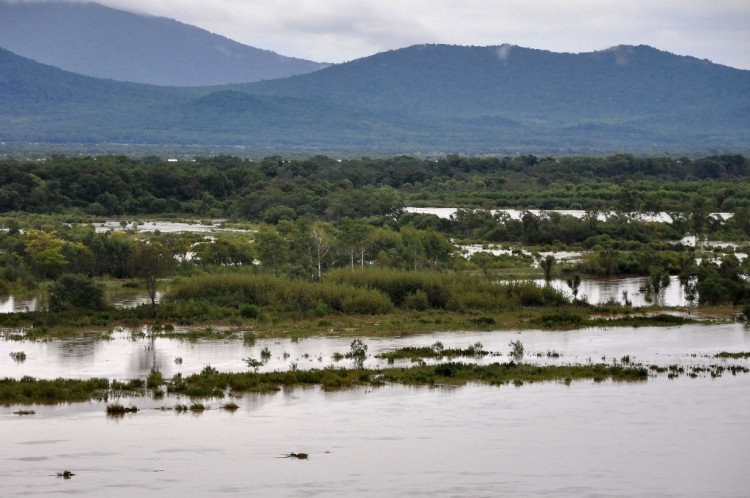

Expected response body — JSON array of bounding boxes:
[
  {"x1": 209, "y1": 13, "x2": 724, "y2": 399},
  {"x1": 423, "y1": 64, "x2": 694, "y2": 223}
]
[{"x1": 5, "y1": 355, "x2": 749, "y2": 406}]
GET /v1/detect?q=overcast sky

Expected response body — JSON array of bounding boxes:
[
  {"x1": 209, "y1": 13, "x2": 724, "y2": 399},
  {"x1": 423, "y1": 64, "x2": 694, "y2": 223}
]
[{"x1": 24, "y1": 0, "x2": 750, "y2": 69}]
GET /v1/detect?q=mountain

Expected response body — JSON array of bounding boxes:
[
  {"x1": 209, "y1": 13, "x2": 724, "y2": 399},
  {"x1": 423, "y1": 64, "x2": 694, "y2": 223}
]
[
  {"x1": 1, "y1": 43, "x2": 749, "y2": 153},
  {"x1": 243, "y1": 44, "x2": 750, "y2": 128},
  {"x1": 0, "y1": 1, "x2": 328, "y2": 86}
]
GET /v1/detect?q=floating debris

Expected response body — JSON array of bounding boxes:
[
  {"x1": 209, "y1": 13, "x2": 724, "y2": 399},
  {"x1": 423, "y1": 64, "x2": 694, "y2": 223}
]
[{"x1": 281, "y1": 452, "x2": 309, "y2": 460}]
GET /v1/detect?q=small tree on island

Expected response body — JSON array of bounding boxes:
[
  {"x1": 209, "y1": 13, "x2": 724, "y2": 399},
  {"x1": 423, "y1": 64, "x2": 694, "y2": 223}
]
[{"x1": 133, "y1": 240, "x2": 175, "y2": 306}]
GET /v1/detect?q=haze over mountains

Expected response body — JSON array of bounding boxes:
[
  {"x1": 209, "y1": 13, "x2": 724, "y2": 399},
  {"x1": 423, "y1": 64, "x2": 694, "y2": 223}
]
[
  {"x1": 0, "y1": 1, "x2": 328, "y2": 86},
  {"x1": 0, "y1": 1, "x2": 748, "y2": 154}
]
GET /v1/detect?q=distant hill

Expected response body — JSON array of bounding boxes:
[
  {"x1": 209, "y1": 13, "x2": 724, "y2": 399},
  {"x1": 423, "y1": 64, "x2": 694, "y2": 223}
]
[
  {"x1": 0, "y1": 1, "x2": 328, "y2": 86},
  {"x1": 244, "y1": 44, "x2": 750, "y2": 129},
  {"x1": 1, "y1": 43, "x2": 749, "y2": 154}
]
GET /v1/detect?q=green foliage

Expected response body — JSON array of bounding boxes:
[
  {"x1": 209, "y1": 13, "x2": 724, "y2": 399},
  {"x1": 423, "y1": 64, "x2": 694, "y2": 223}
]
[
  {"x1": 509, "y1": 340, "x2": 525, "y2": 358},
  {"x1": 146, "y1": 368, "x2": 164, "y2": 389},
  {"x1": 0, "y1": 376, "x2": 110, "y2": 404},
  {"x1": 346, "y1": 339, "x2": 368, "y2": 368},
  {"x1": 48, "y1": 274, "x2": 106, "y2": 312},
  {"x1": 166, "y1": 273, "x2": 395, "y2": 316},
  {"x1": 239, "y1": 303, "x2": 260, "y2": 319}
]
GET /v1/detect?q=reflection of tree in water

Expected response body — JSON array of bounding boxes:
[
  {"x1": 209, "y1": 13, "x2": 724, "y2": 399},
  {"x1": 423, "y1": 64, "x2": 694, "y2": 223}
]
[
  {"x1": 56, "y1": 336, "x2": 99, "y2": 365},
  {"x1": 0, "y1": 295, "x2": 39, "y2": 313},
  {"x1": 131, "y1": 330, "x2": 166, "y2": 375}
]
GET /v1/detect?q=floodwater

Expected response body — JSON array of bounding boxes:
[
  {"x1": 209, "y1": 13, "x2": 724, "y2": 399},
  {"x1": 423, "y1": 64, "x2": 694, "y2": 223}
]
[
  {"x1": 2, "y1": 323, "x2": 749, "y2": 380},
  {"x1": 0, "y1": 291, "x2": 161, "y2": 314},
  {"x1": 537, "y1": 275, "x2": 691, "y2": 307},
  {"x1": 94, "y1": 220, "x2": 250, "y2": 234},
  {"x1": 2, "y1": 324, "x2": 750, "y2": 496},
  {"x1": 1, "y1": 376, "x2": 748, "y2": 497},
  {"x1": 405, "y1": 207, "x2": 734, "y2": 223}
]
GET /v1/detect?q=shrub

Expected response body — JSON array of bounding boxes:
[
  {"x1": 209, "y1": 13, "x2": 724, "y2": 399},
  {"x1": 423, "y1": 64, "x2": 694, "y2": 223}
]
[
  {"x1": 239, "y1": 303, "x2": 260, "y2": 319},
  {"x1": 48, "y1": 274, "x2": 107, "y2": 312}
]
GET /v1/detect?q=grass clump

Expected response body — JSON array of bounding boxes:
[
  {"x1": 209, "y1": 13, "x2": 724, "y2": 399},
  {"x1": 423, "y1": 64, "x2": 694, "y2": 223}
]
[
  {"x1": 716, "y1": 351, "x2": 750, "y2": 359},
  {"x1": 146, "y1": 368, "x2": 164, "y2": 389},
  {"x1": 9, "y1": 351, "x2": 27, "y2": 362},
  {"x1": 106, "y1": 403, "x2": 138, "y2": 415},
  {"x1": 0, "y1": 376, "x2": 110, "y2": 404},
  {"x1": 376, "y1": 341, "x2": 491, "y2": 363}
]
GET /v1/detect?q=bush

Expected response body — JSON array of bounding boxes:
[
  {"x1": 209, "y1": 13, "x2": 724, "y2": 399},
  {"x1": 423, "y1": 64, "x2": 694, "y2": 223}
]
[
  {"x1": 48, "y1": 274, "x2": 107, "y2": 312},
  {"x1": 404, "y1": 290, "x2": 430, "y2": 310},
  {"x1": 239, "y1": 304, "x2": 260, "y2": 319}
]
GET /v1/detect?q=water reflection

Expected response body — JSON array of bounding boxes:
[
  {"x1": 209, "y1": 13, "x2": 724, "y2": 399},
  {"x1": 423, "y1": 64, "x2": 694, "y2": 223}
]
[
  {"x1": 406, "y1": 206, "x2": 734, "y2": 223},
  {"x1": 0, "y1": 291, "x2": 160, "y2": 314},
  {"x1": 535, "y1": 275, "x2": 690, "y2": 307},
  {"x1": 2, "y1": 323, "x2": 749, "y2": 381},
  {"x1": 94, "y1": 220, "x2": 250, "y2": 234},
  {"x1": 0, "y1": 296, "x2": 39, "y2": 313}
]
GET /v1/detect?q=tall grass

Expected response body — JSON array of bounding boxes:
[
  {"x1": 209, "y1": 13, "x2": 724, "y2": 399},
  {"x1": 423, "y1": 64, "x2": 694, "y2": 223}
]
[
  {"x1": 165, "y1": 270, "x2": 567, "y2": 317},
  {"x1": 326, "y1": 268, "x2": 566, "y2": 312},
  {"x1": 166, "y1": 273, "x2": 393, "y2": 315}
]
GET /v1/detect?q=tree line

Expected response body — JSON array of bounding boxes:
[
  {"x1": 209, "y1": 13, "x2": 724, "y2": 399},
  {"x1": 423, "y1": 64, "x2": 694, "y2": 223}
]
[{"x1": 0, "y1": 154, "x2": 748, "y2": 218}]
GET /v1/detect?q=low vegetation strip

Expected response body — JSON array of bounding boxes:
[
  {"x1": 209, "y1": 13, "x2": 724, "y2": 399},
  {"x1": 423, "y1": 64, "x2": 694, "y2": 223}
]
[
  {"x1": 0, "y1": 376, "x2": 110, "y2": 404},
  {"x1": 1, "y1": 363, "x2": 647, "y2": 404},
  {"x1": 716, "y1": 352, "x2": 750, "y2": 359}
]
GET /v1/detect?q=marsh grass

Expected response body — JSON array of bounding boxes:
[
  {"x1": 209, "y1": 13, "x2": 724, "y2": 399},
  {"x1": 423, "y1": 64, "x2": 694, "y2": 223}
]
[
  {"x1": 222, "y1": 402, "x2": 239, "y2": 411},
  {"x1": 106, "y1": 403, "x2": 138, "y2": 415},
  {"x1": 146, "y1": 368, "x2": 164, "y2": 389},
  {"x1": 0, "y1": 376, "x2": 110, "y2": 404},
  {"x1": 376, "y1": 342, "x2": 493, "y2": 363},
  {"x1": 716, "y1": 351, "x2": 750, "y2": 359},
  {"x1": 4, "y1": 358, "x2": 747, "y2": 405},
  {"x1": 9, "y1": 351, "x2": 26, "y2": 362},
  {"x1": 189, "y1": 402, "x2": 206, "y2": 412}
]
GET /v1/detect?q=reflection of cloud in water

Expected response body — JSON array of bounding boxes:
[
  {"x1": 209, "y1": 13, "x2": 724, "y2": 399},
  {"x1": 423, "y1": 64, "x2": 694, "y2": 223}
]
[{"x1": 0, "y1": 296, "x2": 39, "y2": 313}]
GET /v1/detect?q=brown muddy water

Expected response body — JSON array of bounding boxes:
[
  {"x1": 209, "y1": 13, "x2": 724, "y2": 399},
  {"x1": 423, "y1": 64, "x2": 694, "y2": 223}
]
[{"x1": 2, "y1": 324, "x2": 750, "y2": 496}]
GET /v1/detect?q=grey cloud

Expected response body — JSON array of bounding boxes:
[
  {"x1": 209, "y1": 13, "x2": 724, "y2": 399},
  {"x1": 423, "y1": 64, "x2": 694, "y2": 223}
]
[{"x1": 9, "y1": 0, "x2": 749, "y2": 68}]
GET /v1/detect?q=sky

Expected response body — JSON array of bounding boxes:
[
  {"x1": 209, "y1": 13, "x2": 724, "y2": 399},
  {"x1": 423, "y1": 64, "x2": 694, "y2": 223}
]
[{"x1": 15, "y1": 0, "x2": 750, "y2": 69}]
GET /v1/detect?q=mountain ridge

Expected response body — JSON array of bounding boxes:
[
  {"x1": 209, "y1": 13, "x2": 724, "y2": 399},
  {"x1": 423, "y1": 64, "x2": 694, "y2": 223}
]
[
  {"x1": 0, "y1": 42, "x2": 748, "y2": 154},
  {"x1": 0, "y1": 1, "x2": 328, "y2": 86}
]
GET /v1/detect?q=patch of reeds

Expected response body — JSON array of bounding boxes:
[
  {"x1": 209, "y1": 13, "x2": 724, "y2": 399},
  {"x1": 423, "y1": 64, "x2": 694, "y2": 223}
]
[
  {"x1": 376, "y1": 342, "x2": 493, "y2": 363},
  {"x1": 166, "y1": 273, "x2": 394, "y2": 315},
  {"x1": 9, "y1": 351, "x2": 27, "y2": 362},
  {"x1": 146, "y1": 368, "x2": 164, "y2": 389},
  {"x1": 326, "y1": 268, "x2": 567, "y2": 312},
  {"x1": 716, "y1": 351, "x2": 750, "y2": 359},
  {"x1": 189, "y1": 402, "x2": 206, "y2": 412},
  {"x1": 106, "y1": 403, "x2": 138, "y2": 415},
  {"x1": 0, "y1": 376, "x2": 110, "y2": 404}
]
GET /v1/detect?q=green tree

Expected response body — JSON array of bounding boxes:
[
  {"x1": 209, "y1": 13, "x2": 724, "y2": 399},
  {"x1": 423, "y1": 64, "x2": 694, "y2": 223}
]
[
  {"x1": 539, "y1": 255, "x2": 556, "y2": 285},
  {"x1": 24, "y1": 230, "x2": 68, "y2": 279},
  {"x1": 254, "y1": 226, "x2": 288, "y2": 276},
  {"x1": 133, "y1": 241, "x2": 175, "y2": 306}
]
